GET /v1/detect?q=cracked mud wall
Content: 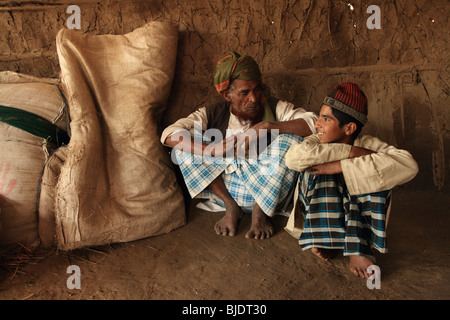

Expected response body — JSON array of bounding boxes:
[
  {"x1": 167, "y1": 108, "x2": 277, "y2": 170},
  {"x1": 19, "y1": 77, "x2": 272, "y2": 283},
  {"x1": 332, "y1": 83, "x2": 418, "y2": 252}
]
[{"x1": 0, "y1": 0, "x2": 448, "y2": 190}]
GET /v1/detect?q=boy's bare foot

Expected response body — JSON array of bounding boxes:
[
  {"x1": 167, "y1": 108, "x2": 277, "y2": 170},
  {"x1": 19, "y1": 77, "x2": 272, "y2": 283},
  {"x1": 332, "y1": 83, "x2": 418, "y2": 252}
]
[
  {"x1": 311, "y1": 247, "x2": 339, "y2": 260},
  {"x1": 349, "y1": 255, "x2": 375, "y2": 278},
  {"x1": 245, "y1": 205, "x2": 273, "y2": 240},
  {"x1": 214, "y1": 203, "x2": 242, "y2": 237}
]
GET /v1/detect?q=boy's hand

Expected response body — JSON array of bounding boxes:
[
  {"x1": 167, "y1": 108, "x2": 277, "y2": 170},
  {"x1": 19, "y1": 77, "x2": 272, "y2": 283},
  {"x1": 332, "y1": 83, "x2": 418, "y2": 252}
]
[
  {"x1": 309, "y1": 160, "x2": 342, "y2": 175},
  {"x1": 349, "y1": 146, "x2": 376, "y2": 158}
]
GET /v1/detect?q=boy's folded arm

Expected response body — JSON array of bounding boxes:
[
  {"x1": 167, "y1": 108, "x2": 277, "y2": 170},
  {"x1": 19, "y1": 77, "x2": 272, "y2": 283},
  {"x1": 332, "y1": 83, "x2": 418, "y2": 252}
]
[
  {"x1": 341, "y1": 136, "x2": 419, "y2": 195},
  {"x1": 286, "y1": 134, "x2": 353, "y2": 171},
  {"x1": 349, "y1": 145, "x2": 376, "y2": 157},
  {"x1": 286, "y1": 134, "x2": 418, "y2": 195}
]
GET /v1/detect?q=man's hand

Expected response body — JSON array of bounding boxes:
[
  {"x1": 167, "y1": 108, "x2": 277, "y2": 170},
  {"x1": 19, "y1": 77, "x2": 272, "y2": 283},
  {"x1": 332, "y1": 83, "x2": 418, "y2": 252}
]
[
  {"x1": 254, "y1": 118, "x2": 313, "y2": 137},
  {"x1": 210, "y1": 135, "x2": 238, "y2": 157},
  {"x1": 234, "y1": 127, "x2": 269, "y2": 158},
  {"x1": 309, "y1": 160, "x2": 343, "y2": 175},
  {"x1": 250, "y1": 121, "x2": 270, "y2": 133}
]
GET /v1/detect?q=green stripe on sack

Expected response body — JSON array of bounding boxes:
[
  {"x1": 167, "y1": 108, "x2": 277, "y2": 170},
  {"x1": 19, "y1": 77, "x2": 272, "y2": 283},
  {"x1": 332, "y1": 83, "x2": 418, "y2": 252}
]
[{"x1": 0, "y1": 105, "x2": 70, "y2": 146}]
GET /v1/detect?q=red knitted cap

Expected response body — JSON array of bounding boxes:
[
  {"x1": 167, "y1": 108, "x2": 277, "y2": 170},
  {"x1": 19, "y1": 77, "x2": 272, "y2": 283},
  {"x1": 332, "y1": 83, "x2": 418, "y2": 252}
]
[{"x1": 323, "y1": 82, "x2": 368, "y2": 125}]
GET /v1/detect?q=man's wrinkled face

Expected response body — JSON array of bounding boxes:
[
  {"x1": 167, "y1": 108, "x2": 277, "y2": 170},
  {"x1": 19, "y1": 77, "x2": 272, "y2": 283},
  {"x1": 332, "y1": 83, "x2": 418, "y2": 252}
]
[{"x1": 226, "y1": 79, "x2": 263, "y2": 122}]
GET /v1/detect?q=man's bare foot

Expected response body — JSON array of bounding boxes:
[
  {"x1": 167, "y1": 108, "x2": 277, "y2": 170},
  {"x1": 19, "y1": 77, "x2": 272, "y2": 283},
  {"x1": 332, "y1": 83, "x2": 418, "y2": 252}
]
[
  {"x1": 245, "y1": 205, "x2": 273, "y2": 240},
  {"x1": 214, "y1": 203, "x2": 242, "y2": 237},
  {"x1": 349, "y1": 255, "x2": 375, "y2": 278},
  {"x1": 311, "y1": 247, "x2": 339, "y2": 260}
]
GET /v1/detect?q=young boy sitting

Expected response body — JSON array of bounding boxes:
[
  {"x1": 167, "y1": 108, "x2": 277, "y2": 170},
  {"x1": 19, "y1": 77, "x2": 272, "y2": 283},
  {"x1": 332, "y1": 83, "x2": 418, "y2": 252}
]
[{"x1": 285, "y1": 82, "x2": 418, "y2": 278}]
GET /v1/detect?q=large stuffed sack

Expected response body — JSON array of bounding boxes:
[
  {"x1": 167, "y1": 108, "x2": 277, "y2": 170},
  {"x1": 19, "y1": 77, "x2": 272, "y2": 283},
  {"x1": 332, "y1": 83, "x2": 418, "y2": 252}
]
[
  {"x1": 51, "y1": 21, "x2": 186, "y2": 250},
  {"x1": 38, "y1": 146, "x2": 68, "y2": 247},
  {"x1": 0, "y1": 71, "x2": 68, "y2": 246}
]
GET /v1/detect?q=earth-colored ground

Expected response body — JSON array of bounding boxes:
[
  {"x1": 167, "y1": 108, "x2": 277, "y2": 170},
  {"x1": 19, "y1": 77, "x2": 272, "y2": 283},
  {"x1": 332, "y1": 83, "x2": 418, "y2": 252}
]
[{"x1": 0, "y1": 188, "x2": 448, "y2": 303}]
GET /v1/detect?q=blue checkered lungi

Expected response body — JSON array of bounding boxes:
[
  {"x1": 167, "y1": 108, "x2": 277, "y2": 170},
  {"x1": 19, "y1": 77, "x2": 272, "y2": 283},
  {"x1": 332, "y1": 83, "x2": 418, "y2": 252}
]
[
  {"x1": 297, "y1": 170, "x2": 391, "y2": 260},
  {"x1": 174, "y1": 134, "x2": 302, "y2": 216}
]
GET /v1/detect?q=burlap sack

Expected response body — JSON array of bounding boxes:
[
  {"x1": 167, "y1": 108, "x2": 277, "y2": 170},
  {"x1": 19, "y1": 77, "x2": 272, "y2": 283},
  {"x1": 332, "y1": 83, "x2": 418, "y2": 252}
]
[
  {"x1": 38, "y1": 146, "x2": 68, "y2": 247},
  {"x1": 0, "y1": 71, "x2": 67, "y2": 246},
  {"x1": 52, "y1": 21, "x2": 186, "y2": 250}
]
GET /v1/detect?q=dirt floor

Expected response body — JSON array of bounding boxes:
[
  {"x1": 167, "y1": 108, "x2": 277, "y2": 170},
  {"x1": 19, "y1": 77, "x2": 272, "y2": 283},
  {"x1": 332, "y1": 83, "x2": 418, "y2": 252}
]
[{"x1": 0, "y1": 187, "x2": 449, "y2": 302}]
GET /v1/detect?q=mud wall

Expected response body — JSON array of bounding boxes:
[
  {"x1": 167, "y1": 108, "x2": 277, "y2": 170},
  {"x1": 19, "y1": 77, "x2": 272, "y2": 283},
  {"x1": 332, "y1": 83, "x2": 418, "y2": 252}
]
[{"x1": 0, "y1": 0, "x2": 448, "y2": 191}]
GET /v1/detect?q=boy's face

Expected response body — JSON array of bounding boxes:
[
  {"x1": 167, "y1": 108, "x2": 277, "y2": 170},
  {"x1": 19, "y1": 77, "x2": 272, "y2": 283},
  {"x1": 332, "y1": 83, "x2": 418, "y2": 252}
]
[{"x1": 315, "y1": 105, "x2": 352, "y2": 144}]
